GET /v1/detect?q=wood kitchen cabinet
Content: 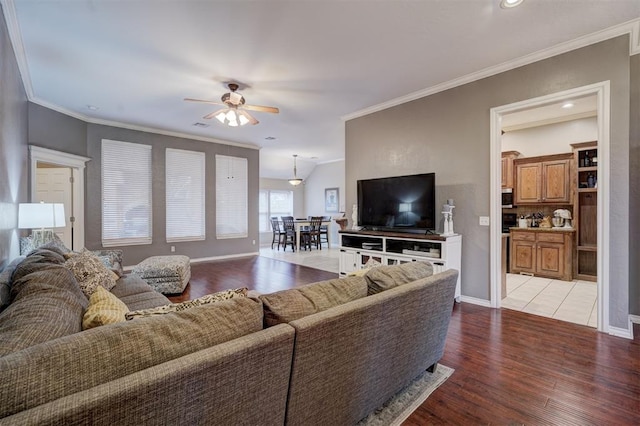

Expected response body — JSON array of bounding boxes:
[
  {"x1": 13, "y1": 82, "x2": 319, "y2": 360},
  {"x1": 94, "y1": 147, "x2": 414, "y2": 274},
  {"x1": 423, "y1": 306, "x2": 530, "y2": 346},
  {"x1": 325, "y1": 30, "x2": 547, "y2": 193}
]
[
  {"x1": 514, "y1": 153, "x2": 572, "y2": 205},
  {"x1": 501, "y1": 151, "x2": 520, "y2": 188},
  {"x1": 510, "y1": 229, "x2": 574, "y2": 281}
]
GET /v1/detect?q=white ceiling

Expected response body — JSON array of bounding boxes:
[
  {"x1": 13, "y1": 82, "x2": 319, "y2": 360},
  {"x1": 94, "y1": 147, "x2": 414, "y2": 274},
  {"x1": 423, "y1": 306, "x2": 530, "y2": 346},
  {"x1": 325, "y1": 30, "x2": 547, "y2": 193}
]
[{"x1": 5, "y1": 0, "x2": 639, "y2": 179}]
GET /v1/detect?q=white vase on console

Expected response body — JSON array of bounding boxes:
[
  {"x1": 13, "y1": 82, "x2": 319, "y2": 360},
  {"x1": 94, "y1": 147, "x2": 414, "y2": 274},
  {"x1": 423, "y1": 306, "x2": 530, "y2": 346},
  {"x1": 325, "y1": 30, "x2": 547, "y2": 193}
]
[{"x1": 351, "y1": 204, "x2": 359, "y2": 230}]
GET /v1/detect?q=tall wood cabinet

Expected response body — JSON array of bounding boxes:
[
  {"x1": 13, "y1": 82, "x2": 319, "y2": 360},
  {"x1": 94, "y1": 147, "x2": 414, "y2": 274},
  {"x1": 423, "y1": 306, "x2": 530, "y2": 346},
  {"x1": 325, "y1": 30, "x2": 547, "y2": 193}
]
[
  {"x1": 501, "y1": 151, "x2": 520, "y2": 188},
  {"x1": 571, "y1": 141, "x2": 597, "y2": 281},
  {"x1": 513, "y1": 153, "x2": 573, "y2": 205}
]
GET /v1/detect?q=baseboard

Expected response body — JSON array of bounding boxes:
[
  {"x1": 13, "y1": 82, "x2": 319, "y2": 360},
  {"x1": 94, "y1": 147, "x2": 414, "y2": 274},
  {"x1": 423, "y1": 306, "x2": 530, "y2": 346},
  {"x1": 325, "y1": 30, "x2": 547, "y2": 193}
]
[
  {"x1": 123, "y1": 251, "x2": 259, "y2": 271},
  {"x1": 459, "y1": 295, "x2": 492, "y2": 307},
  {"x1": 608, "y1": 323, "x2": 633, "y2": 340}
]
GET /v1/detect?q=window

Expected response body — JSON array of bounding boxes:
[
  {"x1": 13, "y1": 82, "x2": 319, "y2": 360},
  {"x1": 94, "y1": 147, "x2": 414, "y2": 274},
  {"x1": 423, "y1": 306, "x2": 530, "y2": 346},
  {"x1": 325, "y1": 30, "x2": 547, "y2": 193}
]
[
  {"x1": 166, "y1": 148, "x2": 205, "y2": 242},
  {"x1": 259, "y1": 189, "x2": 293, "y2": 232},
  {"x1": 216, "y1": 155, "x2": 248, "y2": 239},
  {"x1": 102, "y1": 139, "x2": 152, "y2": 246}
]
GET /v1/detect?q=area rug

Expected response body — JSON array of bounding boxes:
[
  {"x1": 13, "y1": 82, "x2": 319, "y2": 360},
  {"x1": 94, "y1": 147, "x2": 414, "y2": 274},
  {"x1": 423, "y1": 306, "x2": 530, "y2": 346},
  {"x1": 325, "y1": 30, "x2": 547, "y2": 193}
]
[{"x1": 357, "y1": 364, "x2": 454, "y2": 426}]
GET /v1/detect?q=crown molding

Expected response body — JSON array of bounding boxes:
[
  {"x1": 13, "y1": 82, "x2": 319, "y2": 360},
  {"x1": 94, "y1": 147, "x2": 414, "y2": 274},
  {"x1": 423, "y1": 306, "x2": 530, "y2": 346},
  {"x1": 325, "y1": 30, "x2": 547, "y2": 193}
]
[
  {"x1": 2, "y1": 0, "x2": 33, "y2": 98},
  {"x1": 343, "y1": 18, "x2": 640, "y2": 122},
  {"x1": 28, "y1": 97, "x2": 259, "y2": 151}
]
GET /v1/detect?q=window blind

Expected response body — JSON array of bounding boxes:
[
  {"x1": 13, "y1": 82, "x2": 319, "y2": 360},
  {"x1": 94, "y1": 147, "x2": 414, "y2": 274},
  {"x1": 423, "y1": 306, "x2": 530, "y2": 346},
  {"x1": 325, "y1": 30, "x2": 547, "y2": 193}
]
[
  {"x1": 216, "y1": 155, "x2": 248, "y2": 239},
  {"x1": 101, "y1": 139, "x2": 152, "y2": 247},
  {"x1": 166, "y1": 148, "x2": 205, "y2": 242}
]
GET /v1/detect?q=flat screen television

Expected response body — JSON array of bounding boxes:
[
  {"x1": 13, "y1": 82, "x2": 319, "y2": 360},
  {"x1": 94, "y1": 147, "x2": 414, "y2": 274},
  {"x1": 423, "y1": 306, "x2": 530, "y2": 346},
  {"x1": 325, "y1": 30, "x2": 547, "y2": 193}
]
[{"x1": 357, "y1": 173, "x2": 436, "y2": 233}]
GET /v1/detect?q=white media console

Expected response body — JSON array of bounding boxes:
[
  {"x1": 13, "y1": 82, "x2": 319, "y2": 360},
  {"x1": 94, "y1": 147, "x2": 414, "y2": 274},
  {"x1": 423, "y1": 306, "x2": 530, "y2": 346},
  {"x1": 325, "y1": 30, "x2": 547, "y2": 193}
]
[{"x1": 339, "y1": 230, "x2": 462, "y2": 301}]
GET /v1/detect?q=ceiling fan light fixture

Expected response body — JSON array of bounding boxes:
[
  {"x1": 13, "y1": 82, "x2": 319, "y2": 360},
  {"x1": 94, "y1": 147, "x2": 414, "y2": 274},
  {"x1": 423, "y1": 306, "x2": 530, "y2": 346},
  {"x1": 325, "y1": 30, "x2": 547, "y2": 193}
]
[
  {"x1": 289, "y1": 154, "x2": 303, "y2": 186},
  {"x1": 238, "y1": 113, "x2": 249, "y2": 126},
  {"x1": 500, "y1": 0, "x2": 524, "y2": 8},
  {"x1": 215, "y1": 111, "x2": 227, "y2": 123}
]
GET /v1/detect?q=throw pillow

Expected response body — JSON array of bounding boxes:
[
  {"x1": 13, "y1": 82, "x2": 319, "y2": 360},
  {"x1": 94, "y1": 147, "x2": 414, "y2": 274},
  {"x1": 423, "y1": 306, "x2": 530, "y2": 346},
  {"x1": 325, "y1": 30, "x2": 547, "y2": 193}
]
[
  {"x1": 82, "y1": 286, "x2": 129, "y2": 330},
  {"x1": 63, "y1": 249, "x2": 117, "y2": 298},
  {"x1": 125, "y1": 287, "x2": 248, "y2": 320},
  {"x1": 365, "y1": 261, "x2": 434, "y2": 295},
  {"x1": 92, "y1": 249, "x2": 125, "y2": 278}
]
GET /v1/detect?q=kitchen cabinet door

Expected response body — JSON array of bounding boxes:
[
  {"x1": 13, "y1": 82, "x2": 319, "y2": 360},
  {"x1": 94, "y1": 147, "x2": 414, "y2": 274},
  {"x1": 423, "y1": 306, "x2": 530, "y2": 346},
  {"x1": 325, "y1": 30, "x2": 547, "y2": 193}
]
[
  {"x1": 542, "y1": 159, "x2": 571, "y2": 203},
  {"x1": 511, "y1": 239, "x2": 536, "y2": 274},
  {"x1": 536, "y1": 242, "x2": 565, "y2": 279},
  {"x1": 515, "y1": 162, "x2": 542, "y2": 204}
]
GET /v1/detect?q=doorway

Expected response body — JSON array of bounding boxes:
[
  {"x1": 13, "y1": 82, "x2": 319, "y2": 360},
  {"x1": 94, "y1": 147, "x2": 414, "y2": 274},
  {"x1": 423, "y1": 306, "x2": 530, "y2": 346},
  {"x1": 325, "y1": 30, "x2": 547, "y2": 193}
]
[
  {"x1": 489, "y1": 82, "x2": 610, "y2": 333},
  {"x1": 29, "y1": 146, "x2": 91, "y2": 251}
]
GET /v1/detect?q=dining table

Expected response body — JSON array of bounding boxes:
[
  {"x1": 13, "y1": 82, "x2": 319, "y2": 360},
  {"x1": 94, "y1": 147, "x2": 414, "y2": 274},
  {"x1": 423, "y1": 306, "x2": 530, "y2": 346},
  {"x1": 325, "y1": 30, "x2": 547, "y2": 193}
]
[{"x1": 287, "y1": 218, "x2": 331, "y2": 250}]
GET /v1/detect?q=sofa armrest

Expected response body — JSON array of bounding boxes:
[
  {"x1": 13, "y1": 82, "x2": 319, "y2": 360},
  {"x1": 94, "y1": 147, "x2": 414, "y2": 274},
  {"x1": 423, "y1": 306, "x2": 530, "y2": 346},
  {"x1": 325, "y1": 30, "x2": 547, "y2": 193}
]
[{"x1": 285, "y1": 269, "x2": 458, "y2": 426}]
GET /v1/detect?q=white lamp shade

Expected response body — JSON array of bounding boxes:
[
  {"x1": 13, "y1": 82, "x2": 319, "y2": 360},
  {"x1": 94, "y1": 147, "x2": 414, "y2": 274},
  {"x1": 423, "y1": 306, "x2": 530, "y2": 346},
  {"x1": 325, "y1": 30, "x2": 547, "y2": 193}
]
[{"x1": 18, "y1": 203, "x2": 66, "y2": 229}]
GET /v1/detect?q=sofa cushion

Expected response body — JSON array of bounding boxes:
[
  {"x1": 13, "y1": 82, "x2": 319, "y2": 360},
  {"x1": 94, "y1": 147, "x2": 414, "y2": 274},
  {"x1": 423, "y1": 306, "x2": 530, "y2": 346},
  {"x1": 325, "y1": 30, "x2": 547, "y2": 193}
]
[
  {"x1": 125, "y1": 287, "x2": 247, "y2": 320},
  {"x1": 0, "y1": 263, "x2": 88, "y2": 356},
  {"x1": 109, "y1": 274, "x2": 171, "y2": 310},
  {"x1": 82, "y1": 286, "x2": 129, "y2": 330},
  {"x1": 365, "y1": 261, "x2": 434, "y2": 295},
  {"x1": 63, "y1": 249, "x2": 117, "y2": 297},
  {"x1": 260, "y1": 276, "x2": 367, "y2": 327},
  {"x1": 0, "y1": 296, "x2": 266, "y2": 418}
]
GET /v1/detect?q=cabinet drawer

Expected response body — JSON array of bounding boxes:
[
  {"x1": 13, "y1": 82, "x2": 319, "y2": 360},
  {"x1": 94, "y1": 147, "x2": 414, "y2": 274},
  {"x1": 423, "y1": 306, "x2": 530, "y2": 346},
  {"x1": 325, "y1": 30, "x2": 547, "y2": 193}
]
[
  {"x1": 511, "y1": 231, "x2": 535, "y2": 242},
  {"x1": 537, "y1": 233, "x2": 565, "y2": 243}
]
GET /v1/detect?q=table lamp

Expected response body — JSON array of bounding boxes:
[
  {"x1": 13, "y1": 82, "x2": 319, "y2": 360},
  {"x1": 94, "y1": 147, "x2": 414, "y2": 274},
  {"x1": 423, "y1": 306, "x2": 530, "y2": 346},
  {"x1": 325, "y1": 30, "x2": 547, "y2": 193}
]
[{"x1": 18, "y1": 202, "x2": 66, "y2": 248}]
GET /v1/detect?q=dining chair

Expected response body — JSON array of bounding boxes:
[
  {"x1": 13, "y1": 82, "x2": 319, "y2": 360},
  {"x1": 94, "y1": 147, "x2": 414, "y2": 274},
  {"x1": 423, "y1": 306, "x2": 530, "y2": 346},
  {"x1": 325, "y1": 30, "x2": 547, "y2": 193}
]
[
  {"x1": 319, "y1": 216, "x2": 331, "y2": 248},
  {"x1": 270, "y1": 217, "x2": 286, "y2": 250},
  {"x1": 303, "y1": 216, "x2": 324, "y2": 250},
  {"x1": 280, "y1": 216, "x2": 297, "y2": 252}
]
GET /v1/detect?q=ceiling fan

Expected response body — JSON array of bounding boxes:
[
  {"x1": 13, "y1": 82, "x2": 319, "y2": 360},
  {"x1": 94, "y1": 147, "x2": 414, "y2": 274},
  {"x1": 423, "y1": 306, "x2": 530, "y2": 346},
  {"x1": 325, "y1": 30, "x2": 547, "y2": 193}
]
[{"x1": 184, "y1": 83, "x2": 279, "y2": 127}]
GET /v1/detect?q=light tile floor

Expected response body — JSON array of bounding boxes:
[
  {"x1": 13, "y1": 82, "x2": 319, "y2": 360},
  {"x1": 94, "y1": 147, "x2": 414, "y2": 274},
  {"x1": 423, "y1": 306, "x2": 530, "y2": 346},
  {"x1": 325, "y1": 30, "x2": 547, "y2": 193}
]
[
  {"x1": 260, "y1": 248, "x2": 598, "y2": 328},
  {"x1": 259, "y1": 245, "x2": 339, "y2": 273},
  {"x1": 502, "y1": 273, "x2": 597, "y2": 328}
]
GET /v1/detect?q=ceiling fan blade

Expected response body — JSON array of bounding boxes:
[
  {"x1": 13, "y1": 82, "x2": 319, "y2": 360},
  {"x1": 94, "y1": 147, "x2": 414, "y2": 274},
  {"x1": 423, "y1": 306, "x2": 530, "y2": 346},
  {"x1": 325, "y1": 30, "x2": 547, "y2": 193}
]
[
  {"x1": 184, "y1": 97, "x2": 225, "y2": 106},
  {"x1": 203, "y1": 108, "x2": 226, "y2": 120},
  {"x1": 240, "y1": 110, "x2": 259, "y2": 125},
  {"x1": 243, "y1": 104, "x2": 279, "y2": 114}
]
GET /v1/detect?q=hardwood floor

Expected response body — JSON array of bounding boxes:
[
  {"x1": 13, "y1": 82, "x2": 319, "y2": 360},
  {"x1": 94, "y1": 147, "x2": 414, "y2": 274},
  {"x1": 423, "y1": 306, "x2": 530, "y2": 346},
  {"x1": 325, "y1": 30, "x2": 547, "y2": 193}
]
[{"x1": 172, "y1": 257, "x2": 640, "y2": 424}]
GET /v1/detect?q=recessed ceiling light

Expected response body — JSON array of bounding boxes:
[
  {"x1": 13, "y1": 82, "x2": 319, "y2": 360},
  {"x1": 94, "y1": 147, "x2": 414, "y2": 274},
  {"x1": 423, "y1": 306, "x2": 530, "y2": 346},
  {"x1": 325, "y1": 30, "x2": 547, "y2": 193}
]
[
  {"x1": 86, "y1": 105, "x2": 99, "y2": 111},
  {"x1": 561, "y1": 102, "x2": 574, "y2": 109},
  {"x1": 500, "y1": 0, "x2": 524, "y2": 8}
]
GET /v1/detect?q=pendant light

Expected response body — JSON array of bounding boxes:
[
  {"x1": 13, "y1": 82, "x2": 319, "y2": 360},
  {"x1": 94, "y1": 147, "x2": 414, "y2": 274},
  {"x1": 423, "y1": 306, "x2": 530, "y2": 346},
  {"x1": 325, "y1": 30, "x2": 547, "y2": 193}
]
[{"x1": 288, "y1": 154, "x2": 303, "y2": 186}]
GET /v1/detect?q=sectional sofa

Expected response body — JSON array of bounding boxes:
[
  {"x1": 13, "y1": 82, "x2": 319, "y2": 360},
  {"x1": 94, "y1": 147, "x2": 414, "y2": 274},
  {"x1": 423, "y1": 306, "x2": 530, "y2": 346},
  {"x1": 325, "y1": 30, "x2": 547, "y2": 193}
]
[{"x1": 0, "y1": 245, "x2": 458, "y2": 425}]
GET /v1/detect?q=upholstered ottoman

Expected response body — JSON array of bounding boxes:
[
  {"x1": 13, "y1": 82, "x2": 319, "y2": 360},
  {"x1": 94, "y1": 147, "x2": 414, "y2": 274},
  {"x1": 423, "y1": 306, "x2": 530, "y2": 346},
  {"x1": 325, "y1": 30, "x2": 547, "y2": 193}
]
[{"x1": 132, "y1": 255, "x2": 191, "y2": 294}]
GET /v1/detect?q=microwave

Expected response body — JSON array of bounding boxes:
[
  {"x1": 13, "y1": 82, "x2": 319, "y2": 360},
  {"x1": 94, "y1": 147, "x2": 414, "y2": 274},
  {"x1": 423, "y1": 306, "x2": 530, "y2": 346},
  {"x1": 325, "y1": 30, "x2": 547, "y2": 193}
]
[{"x1": 502, "y1": 188, "x2": 514, "y2": 208}]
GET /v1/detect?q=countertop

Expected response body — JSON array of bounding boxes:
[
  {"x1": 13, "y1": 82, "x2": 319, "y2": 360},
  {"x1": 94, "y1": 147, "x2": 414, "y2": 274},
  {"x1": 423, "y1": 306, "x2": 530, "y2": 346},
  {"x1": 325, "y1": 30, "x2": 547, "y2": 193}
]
[{"x1": 509, "y1": 226, "x2": 576, "y2": 233}]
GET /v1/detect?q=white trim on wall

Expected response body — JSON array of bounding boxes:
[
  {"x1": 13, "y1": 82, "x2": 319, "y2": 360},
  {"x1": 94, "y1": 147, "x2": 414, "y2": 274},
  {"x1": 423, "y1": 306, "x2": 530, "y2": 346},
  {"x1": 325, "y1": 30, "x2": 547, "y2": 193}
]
[
  {"x1": 29, "y1": 145, "x2": 91, "y2": 251},
  {"x1": 489, "y1": 82, "x2": 616, "y2": 336}
]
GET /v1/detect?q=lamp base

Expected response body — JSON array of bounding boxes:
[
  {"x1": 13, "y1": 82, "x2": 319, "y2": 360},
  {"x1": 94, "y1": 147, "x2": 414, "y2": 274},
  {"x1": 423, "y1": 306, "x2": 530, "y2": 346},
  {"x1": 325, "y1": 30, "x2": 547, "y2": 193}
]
[{"x1": 31, "y1": 229, "x2": 56, "y2": 248}]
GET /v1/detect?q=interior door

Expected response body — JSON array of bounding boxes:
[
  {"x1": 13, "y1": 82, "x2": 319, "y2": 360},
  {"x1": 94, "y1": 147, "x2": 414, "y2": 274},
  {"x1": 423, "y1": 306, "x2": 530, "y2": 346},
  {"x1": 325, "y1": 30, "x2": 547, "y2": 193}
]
[{"x1": 36, "y1": 165, "x2": 73, "y2": 248}]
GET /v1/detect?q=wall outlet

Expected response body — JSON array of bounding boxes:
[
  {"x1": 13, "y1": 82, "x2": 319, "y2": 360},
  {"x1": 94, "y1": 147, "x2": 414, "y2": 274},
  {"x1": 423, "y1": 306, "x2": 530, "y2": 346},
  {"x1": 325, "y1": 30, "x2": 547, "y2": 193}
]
[
  {"x1": 170, "y1": 246, "x2": 175, "y2": 252},
  {"x1": 252, "y1": 240, "x2": 256, "y2": 245},
  {"x1": 479, "y1": 216, "x2": 490, "y2": 226}
]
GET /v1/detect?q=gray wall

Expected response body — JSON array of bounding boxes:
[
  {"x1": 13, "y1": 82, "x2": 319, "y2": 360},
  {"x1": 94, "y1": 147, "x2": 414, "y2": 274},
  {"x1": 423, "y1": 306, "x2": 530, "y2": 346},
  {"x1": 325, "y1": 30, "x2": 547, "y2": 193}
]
[
  {"x1": 0, "y1": 4, "x2": 28, "y2": 269},
  {"x1": 83, "y1": 124, "x2": 260, "y2": 265},
  {"x1": 26, "y1": 105, "x2": 260, "y2": 265},
  {"x1": 630, "y1": 53, "x2": 639, "y2": 316},
  {"x1": 29, "y1": 103, "x2": 87, "y2": 156},
  {"x1": 345, "y1": 36, "x2": 633, "y2": 328}
]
